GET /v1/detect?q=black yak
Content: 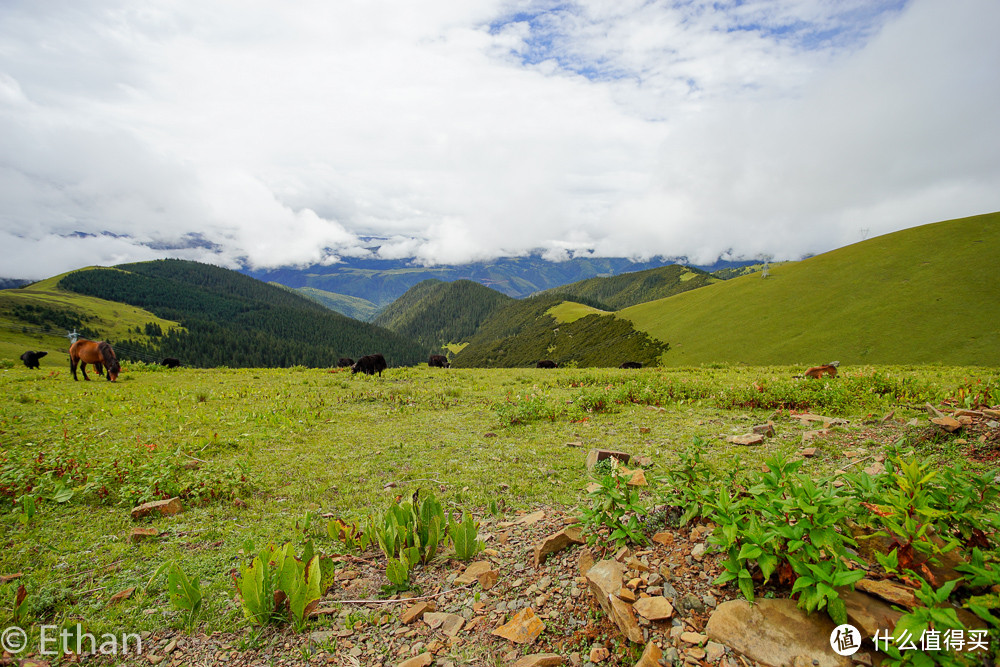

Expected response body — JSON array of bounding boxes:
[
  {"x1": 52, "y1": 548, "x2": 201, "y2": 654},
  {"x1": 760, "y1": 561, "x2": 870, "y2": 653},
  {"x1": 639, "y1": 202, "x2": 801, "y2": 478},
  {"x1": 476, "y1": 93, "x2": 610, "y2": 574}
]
[
  {"x1": 428, "y1": 354, "x2": 450, "y2": 368},
  {"x1": 338, "y1": 357, "x2": 354, "y2": 367},
  {"x1": 352, "y1": 353, "x2": 388, "y2": 377},
  {"x1": 161, "y1": 357, "x2": 182, "y2": 368},
  {"x1": 20, "y1": 351, "x2": 47, "y2": 369},
  {"x1": 619, "y1": 361, "x2": 642, "y2": 369},
  {"x1": 536, "y1": 359, "x2": 557, "y2": 369}
]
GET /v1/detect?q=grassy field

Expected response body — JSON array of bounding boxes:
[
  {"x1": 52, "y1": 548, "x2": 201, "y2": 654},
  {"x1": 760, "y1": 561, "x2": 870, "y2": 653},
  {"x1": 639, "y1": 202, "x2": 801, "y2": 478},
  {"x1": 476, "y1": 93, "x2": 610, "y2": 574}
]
[
  {"x1": 1, "y1": 361, "x2": 998, "y2": 662},
  {"x1": 546, "y1": 301, "x2": 610, "y2": 324},
  {"x1": 622, "y1": 212, "x2": 1000, "y2": 366}
]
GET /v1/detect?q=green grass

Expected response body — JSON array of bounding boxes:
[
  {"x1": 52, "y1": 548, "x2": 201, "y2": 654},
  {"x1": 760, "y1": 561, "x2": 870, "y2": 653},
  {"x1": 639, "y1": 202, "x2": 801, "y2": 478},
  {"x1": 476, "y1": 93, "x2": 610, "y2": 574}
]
[
  {"x1": 0, "y1": 269, "x2": 181, "y2": 367},
  {"x1": 1, "y1": 362, "x2": 996, "y2": 648},
  {"x1": 293, "y1": 287, "x2": 379, "y2": 321},
  {"x1": 622, "y1": 212, "x2": 1000, "y2": 366},
  {"x1": 546, "y1": 301, "x2": 610, "y2": 323}
]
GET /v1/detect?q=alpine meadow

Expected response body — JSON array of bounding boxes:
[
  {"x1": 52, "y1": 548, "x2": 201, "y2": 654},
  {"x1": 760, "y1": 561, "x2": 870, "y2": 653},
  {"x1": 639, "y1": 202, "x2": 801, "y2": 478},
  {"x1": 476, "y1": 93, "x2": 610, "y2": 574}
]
[{"x1": 1, "y1": 213, "x2": 999, "y2": 667}]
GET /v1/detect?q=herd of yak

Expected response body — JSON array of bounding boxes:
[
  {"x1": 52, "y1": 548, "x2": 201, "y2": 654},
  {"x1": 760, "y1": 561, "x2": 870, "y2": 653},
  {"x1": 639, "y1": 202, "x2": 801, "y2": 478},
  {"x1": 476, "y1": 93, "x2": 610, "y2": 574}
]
[{"x1": 18, "y1": 343, "x2": 647, "y2": 381}]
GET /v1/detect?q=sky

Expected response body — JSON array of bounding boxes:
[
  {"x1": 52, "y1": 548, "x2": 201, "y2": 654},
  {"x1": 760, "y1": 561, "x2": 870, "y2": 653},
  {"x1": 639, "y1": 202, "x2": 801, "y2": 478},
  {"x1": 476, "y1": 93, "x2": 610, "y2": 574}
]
[{"x1": 1, "y1": 0, "x2": 998, "y2": 280}]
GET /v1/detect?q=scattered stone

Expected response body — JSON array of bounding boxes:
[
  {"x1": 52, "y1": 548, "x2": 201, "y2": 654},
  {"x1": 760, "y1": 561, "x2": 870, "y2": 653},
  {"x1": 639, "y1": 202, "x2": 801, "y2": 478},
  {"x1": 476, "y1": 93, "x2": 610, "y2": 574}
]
[
  {"x1": 680, "y1": 631, "x2": 707, "y2": 645},
  {"x1": 535, "y1": 525, "x2": 585, "y2": 566},
  {"x1": 106, "y1": 587, "x2": 135, "y2": 606},
  {"x1": 478, "y1": 570, "x2": 499, "y2": 590},
  {"x1": 608, "y1": 595, "x2": 644, "y2": 643},
  {"x1": 726, "y1": 434, "x2": 764, "y2": 446},
  {"x1": 931, "y1": 416, "x2": 962, "y2": 432},
  {"x1": 838, "y1": 589, "x2": 903, "y2": 637},
  {"x1": 633, "y1": 596, "x2": 673, "y2": 621},
  {"x1": 578, "y1": 549, "x2": 595, "y2": 576},
  {"x1": 800, "y1": 447, "x2": 818, "y2": 458},
  {"x1": 130, "y1": 497, "x2": 182, "y2": 520},
  {"x1": 423, "y1": 612, "x2": 465, "y2": 637},
  {"x1": 635, "y1": 640, "x2": 662, "y2": 666},
  {"x1": 492, "y1": 607, "x2": 546, "y2": 644},
  {"x1": 455, "y1": 561, "x2": 493, "y2": 585},
  {"x1": 855, "y1": 578, "x2": 919, "y2": 609},
  {"x1": 704, "y1": 641, "x2": 726, "y2": 662},
  {"x1": 585, "y1": 449, "x2": 631, "y2": 470},
  {"x1": 400, "y1": 601, "x2": 436, "y2": 625},
  {"x1": 585, "y1": 560, "x2": 625, "y2": 615},
  {"x1": 511, "y1": 655, "x2": 564, "y2": 667},
  {"x1": 397, "y1": 654, "x2": 434, "y2": 667},
  {"x1": 624, "y1": 468, "x2": 648, "y2": 486},
  {"x1": 129, "y1": 527, "x2": 159, "y2": 542},
  {"x1": 706, "y1": 599, "x2": 852, "y2": 667},
  {"x1": 752, "y1": 422, "x2": 776, "y2": 437},
  {"x1": 652, "y1": 532, "x2": 673, "y2": 547},
  {"x1": 589, "y1": 646, "x2": 610, "y2": 662},
  {"x1": 691, "y1": 543, "x2": 706, "y2": 562}
]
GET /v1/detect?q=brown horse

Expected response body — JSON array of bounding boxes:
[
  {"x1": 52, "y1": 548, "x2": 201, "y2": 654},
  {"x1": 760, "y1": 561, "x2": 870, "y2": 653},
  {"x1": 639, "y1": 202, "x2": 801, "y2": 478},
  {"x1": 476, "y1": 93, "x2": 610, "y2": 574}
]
[{"x1": 69, "y1": 340, "x2": 120, "y2": 381}]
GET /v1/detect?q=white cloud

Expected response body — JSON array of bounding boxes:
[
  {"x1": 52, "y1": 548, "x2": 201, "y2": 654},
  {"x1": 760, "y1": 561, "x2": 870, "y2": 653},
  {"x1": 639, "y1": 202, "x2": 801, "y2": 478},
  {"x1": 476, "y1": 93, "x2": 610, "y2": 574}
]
[{"x1": 0, "y1": 0, "x2": 997, "y2": 280}]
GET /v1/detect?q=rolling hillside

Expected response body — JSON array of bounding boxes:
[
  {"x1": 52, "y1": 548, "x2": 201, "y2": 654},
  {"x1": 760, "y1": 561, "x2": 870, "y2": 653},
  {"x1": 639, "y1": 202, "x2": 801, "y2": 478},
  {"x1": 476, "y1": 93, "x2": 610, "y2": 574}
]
[
  {"x1": 452, "y1": 294, "x2": 667, "y2": 368},
  {"x1": 373, "y1": 279, "x2": 513, "y2": 351},
  {"x1": 1, "y1": 259, "x2": 430, "y2": 368},
  {"x1": 537, "y1": 264, "x2": 719, "y2": 310},
  {"x1": 293, "y1": 286, "x2": 379, "y2": 321},
  {"x1": 622, "y1": 212, "x2": 1000, "y2": 366}
]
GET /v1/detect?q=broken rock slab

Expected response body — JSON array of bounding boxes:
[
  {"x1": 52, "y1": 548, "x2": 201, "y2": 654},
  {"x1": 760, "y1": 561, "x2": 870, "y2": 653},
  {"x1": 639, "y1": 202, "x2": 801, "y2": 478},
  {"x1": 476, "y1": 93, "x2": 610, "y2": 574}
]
[
  {"x1": 455, "y1": 561, "x2": 493, "y2": 585},
  {"x1": 400, "y1": 601, "x2": 436, "y2": 625},
  {"x1": 534, "y1": 525, "x2": 585, "y2": 566},
  {"x1": 633, "y1": 596, "x2": 674, "y2": 621},
  {"x1": 492, "y1": 607, "x2": 546, "y2": 645},
  {"x1": 585, "y1": 559, "x2": 625, "y2": 616},
  {"x1": 585, "y1": 449, "x2": 631, "y2": 470},
  {"x1": 510, "y1": 654, "x2": 565, "y2": 667},
  {"x1": 706, "y1": 598, "x2": 852, "y2": 667},
  {"x1": 727, "y1": 434, "x2": 764, "y2": 446},
  {"x1": 130, "y1": 497, "x2": 182, "y2": 520},
  {"x1": 635, "y1": 641, "x2": 662, "y2": 667}
]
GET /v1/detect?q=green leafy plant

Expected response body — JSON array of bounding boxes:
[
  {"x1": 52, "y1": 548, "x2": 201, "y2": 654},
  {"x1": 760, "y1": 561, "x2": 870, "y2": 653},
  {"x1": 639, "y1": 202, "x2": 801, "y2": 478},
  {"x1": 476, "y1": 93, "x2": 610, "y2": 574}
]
[
  {"x1": 657, "y1": 438, "x2": 714, "y2": 526},
  {"x1": 369, "y1": 492, "x2": 445, "y2": 566},
  {"x1": 233, "y1": 541, "x2": 335, "y2": 631},
  {"x1": 16, "y1": 494, "x2": 36, "y2": 526},
  {"x1": 327, "y1": 517, "x2": 371, "y2": 553},
  {"x1": 579, "y1": 465, "x2": 648, "y2": 549},
  {"x1": 448, "y1": 512, "x2": 484, "y2": 561},
  {"x1": 147, "y1": 561, "x2": 203, "y2": 631}
]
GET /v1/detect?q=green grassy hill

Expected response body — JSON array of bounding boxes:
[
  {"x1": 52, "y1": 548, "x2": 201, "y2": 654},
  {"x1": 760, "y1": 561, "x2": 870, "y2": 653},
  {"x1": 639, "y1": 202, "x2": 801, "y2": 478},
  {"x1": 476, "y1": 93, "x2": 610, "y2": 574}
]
[
  {"x1": 373, "y1": 279, "x2": 514, "y2": 352},
  {"x1": 0, "y1": 270, "x2": 181, "y2": 367},
  {"x1": 293, "y1": 286, "x2": 379, "y2": 321},
  {"x1": 622, "y1": 212, "x2": 1000, "y2": 366},
  {"x1": 452, "y1": 294, "x2": 667, "y2": 368},
  {"x1": 0, "y1": 259, "x2": 430, "y2": 368},
  {"x1": 538, "y1": 263, "x2": 718, "y2": 309}
]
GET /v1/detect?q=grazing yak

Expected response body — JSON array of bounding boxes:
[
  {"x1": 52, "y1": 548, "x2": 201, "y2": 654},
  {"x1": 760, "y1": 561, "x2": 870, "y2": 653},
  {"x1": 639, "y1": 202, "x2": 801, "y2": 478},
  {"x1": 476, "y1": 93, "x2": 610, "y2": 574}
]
[
  {"x1": 338, "y1": 357, "x2": 355, "y2": 368},
  {"x1": 804, "y1": 362, "x2": 839, "y2": 379},
  {"x1": 20, "y1": 351, "x2": 47, "y2": 369},
  {"x1": 161, "y1": 357, "x2": 182, "y2": 368},
  {"x1": 428, "y1": 354, "x2": 450, "y2": 368},
  {"x1": 536, "y1": 359, "x2": 557, "y2": 369},
  {"x1": 619, "y1": 361, "x2": 642, "y2": 369},
  {"x1": 352, "y1": 353, "x2": 388, "y2": 377}
]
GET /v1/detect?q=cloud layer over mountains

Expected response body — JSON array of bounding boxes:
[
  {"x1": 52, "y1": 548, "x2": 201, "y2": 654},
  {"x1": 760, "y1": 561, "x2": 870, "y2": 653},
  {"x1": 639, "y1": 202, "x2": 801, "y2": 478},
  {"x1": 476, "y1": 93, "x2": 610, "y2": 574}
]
[{"x1": 1, "y1": 0, "x2": 998, "y2": 279}]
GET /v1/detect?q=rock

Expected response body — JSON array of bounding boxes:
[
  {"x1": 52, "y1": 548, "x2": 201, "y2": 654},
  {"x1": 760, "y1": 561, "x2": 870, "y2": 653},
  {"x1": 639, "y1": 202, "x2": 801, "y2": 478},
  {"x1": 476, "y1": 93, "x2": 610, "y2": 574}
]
[
  {"x1": 706, "y1": 599, "x2": 852, "y2": 667},
  {"x1": 752, "y1": 422, "x2": 776, "y2": 437},
  {"x1": 837, "y1": 589, "x2": 903, "y2": 637},
  {"x1": 585, "y1": 560, "x2": 625, "y2": 615},
  {"x1": 652, "y1": 531, "x2": 673, "y2": 546},
  {"x1": 515, "y1": 510, "x2": 546, "y2": 526},
  {"x1": 397, "y1": 654, "x2": 434, "y2": 667},
  {"x1": 129, "y1": 527, "x2": 159, "y2": 542},
  {"x1": 691, "y1": 543, "x2": 706, "y2": 561},
  {"x1": 635, "y1": 641, "x2": 662, "y2": 666},
  {"x1": 680, "y1": 631, "x2": 707, "y2": 644},
  {"x1": 130, "y1": 497, "x2": 182, "y2": 520},
  {"x1": 608, "y1": 595, "x2": 644, "y2": 643},
  {"x1": 855, "y1": 578, "x2": 918, "y2": 609},
  {"x1": 624, "y1": 468, "x2": 648, "y2": 486},
  {"x1": 535, "y1": 525, "x2": 585, "y2": 566},
  {"x1": 704, "y1": 641, "x2": 726, "y2": 662},
  {"x1": 423, "y1": 612, "x2": 465, "y2": 637},
  {"x1": 727, "y1": 434, "x2": 764, "y2": 446},
  {"x1": 931, "y1": 416, "x2": 962, "y2": 432},
  {"x1": 492, "y1": 607, "x2": 546, "y2": 644},
  {"x1": 511, "y1": 654, "x2": 565, "y2": 667},
  {"x1": 455, "y1": 561, "x2": 493, "y2": 585},
  {"x1": 401, "y1": 601, "x2": 436, "y2": 625},
  {"x1": 478, "y1": 570, "x2": 499, "y2": 591},
  {"x1": 578, "y1": 549, "x2": 595, "y2": 576},
  {"x1": 589, "y1": 646, "x2": 610, "y2": 662},
  {"x1": 633, "y1": 596, "x2": 673, "y2": 621},
  {"x1": 106, "y1": 587, "x2": 135, "y2": 605},
  {"x1": 800, "y1": 447, "x2": 818, "y2": 458},
  {"x1": 585, "y1": 449, "x2": 631, "y2": 470}
]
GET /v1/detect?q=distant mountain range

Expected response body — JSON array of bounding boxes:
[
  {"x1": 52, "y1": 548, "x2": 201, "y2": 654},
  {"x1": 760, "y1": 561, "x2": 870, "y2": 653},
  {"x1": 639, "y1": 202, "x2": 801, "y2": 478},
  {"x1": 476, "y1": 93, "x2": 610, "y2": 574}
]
[{"x1": 244, "y1": 255, "x2": 756, "y2": 314}]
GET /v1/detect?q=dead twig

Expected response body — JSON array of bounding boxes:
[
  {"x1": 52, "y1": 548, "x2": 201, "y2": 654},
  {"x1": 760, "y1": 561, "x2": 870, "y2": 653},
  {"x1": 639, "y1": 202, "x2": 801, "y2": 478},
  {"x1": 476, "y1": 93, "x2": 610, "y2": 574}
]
[{"x1": 310, "y1": 582, "x2": 477, "y2": 614}]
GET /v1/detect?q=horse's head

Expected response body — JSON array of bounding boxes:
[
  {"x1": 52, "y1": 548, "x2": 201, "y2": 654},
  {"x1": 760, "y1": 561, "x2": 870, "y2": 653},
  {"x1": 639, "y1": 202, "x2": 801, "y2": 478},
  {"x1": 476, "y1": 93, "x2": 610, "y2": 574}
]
[{"x1": 99, "y1": 342, "x2": 121, "y2": 381}]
